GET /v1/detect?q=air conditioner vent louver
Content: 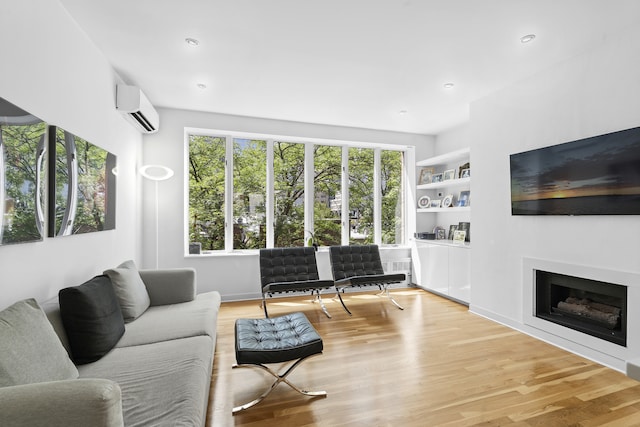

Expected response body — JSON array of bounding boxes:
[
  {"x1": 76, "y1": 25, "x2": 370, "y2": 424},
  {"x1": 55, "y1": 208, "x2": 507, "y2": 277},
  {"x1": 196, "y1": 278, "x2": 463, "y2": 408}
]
[
  {"x1": 116, "y1": 84, "x2": 159, "y2": 133},
  {"x1": 130, "y1": 111, "x2": 155, "y2": 133}
]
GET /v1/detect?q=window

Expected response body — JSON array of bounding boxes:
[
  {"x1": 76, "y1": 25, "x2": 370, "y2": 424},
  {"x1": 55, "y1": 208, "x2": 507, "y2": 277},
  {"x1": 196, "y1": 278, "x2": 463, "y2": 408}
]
[
  {"x1": 381, "y1": 150, "x2": 405, "y2": 245},
  {"x1": 188, "y1": 134, "x2": 225, "y2": 251},
  {"x1": 348, "y1": 147, "x2": 374, "y2": 244},
  {"x1": 313, "y1": 145, "x2": 342, "y2": 246},
  {"x1": 233, "y1": 138, "x2": 266, "y2": 249},
  {"x1": 274, "y1": 142, "x2": 305, "y2": 247},
  {"x1": 186, "y1": 130, "x2": 406, "y2": 253}
]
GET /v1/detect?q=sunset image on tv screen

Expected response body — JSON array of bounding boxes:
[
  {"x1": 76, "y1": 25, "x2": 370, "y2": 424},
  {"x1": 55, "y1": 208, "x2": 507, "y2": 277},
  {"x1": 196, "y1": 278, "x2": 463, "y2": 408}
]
[{"x1": 510, "y1": 127, "x2": 640, "y2": 215}]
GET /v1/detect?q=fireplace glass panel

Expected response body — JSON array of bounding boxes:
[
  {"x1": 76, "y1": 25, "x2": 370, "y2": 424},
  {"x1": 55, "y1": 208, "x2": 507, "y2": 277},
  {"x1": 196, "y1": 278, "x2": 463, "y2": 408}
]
[{"x1": 535, "y1": 270, "x2": 627, "y2": 346}]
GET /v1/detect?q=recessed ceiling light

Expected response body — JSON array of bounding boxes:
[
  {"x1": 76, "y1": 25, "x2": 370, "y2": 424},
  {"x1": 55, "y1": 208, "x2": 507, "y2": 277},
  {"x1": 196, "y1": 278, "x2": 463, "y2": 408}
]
[
  {"x1": 443, "y1": 83, "x2": 455, "y2": 89},
  {"x1": 185, "y1": 37, "x2": 200, "y2": 47},
  {"x1": 196, "y1": 83, "x2": 207, "y2": 89},
  {"x1": 399, "y1": 110, "x2": 408, "y2": 115},
  {"x1": 520, "y1": 34, "x2": 536, "y2": 43}
]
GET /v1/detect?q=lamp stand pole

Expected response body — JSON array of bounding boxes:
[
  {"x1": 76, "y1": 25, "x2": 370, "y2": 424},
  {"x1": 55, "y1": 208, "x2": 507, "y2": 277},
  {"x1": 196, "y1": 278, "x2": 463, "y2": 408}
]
[
  {"x1": 154, "y1": 179, "x2": 159, "y2": 269},
  {"x1": 139, "y1": 164, "x2": 174, "y2": 270}
]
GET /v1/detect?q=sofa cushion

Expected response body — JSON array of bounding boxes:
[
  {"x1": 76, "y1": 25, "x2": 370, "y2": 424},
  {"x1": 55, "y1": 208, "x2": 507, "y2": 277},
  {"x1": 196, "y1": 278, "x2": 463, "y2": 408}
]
[
  {"x1": 115, "y1": 291, "x2": 221, "y2": 348},
  {"x1": 0, "y1": 298, "x2": 78, "y2": 387},
  {"x1": 59, "y1": 275, "x2": 125, "y2": 365},
  {"x1": 104, "y1": 260, "x2": 150, "y2": 322},
  {"x1": 78, "y1": 335, "x2": 213, "y2": 427}
]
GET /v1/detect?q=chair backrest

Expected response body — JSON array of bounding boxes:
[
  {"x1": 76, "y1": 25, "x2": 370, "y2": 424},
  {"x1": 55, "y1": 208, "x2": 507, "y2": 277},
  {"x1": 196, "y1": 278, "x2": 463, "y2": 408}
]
[
  {"x1": 259, "y1": 247, "x2": 321, "y2": 287},
  {"x1": 328, "y1": 245, "x2": 385, "y2": 281}
]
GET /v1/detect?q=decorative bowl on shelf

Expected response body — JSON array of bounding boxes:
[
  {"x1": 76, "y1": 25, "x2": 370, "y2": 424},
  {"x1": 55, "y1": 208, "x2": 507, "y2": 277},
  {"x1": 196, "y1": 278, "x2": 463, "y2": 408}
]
[{"x1": 417, "y1": 195, "x2": 431, "y2": 208}]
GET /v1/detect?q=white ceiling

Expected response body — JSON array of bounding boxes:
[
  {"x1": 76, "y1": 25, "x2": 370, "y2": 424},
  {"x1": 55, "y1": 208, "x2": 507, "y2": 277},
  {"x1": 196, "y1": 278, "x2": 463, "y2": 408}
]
[{"x1": 59, "y1": 0, "x2": 640, "y2": 135}]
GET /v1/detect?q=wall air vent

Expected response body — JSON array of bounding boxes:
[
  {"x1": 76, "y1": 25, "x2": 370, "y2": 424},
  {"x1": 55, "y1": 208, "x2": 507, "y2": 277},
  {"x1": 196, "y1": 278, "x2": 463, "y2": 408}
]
[{"x1": 116, "y1": 84, "x2": 159, "y2": 133}]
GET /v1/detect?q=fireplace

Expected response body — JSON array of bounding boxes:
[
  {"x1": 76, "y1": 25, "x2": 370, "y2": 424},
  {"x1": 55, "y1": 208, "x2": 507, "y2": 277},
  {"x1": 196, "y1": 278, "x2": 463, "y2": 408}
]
[{"x1": 535, "y1": 270, "x2": 627, "y2": 347}]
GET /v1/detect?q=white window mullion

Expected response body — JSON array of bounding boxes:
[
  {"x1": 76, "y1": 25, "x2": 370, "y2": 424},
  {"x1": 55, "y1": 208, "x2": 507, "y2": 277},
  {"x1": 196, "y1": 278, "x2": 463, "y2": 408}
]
[
  {"x1": 266, "y1": 140, "x2": 274, "y2": 248},
  {"x1": 405, "y1": 147, "x2": 415, "y2": 245},
  {"x1": 224, "y1": 136, "x2": 233, "y2": 252},
  {"x1": 374, "y1": 148, "x2": 382, "y2": 246},
  {"x1": 341, "y1": 146, "x2": 349, "y2": 245},
  {"x1": 304, "y1": 143, "x2": 314, "y2": 245}
]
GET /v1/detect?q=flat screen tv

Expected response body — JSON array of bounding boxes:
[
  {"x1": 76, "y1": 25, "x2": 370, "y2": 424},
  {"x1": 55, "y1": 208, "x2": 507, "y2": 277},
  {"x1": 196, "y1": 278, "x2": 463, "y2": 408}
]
[{"x1": 510, "y1": 127, "x2": 640, "y2": 215}]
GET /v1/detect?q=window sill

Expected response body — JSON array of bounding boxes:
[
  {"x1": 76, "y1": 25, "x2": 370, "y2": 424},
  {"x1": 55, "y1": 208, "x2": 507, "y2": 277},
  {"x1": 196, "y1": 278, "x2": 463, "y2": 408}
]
[{"x1": 184, "y1": 244, "x2": 411, "y2": 258}]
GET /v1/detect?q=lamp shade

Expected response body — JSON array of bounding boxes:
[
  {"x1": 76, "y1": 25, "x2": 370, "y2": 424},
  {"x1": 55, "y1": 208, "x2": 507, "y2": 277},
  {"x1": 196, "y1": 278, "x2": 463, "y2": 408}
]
[{"x1": 139, "y1": 164, "x2": 174, "y2": 181}]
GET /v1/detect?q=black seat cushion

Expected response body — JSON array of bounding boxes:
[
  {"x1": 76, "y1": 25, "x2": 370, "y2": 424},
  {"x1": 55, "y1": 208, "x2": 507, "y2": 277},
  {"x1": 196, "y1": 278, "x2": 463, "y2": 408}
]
[
  {"x1": 235, "y1": 312, "x2": 323, "y2": 365},
  {"x1": 334, "y1": 273, "x2": 406, "y2": 287},
  {"x1": 59, "y1": 275, "x2": 125, "y2": 365},
  {"x1": 264, "y1": 279, "x2": 335, "y2": 293}
]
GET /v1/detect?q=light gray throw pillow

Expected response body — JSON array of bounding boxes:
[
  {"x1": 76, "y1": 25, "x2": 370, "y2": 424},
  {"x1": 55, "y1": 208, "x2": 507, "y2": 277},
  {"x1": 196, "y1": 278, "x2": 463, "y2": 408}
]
[
  {"x1": 104, "y1": 260, "x2": 151, "y2": 322},
  {"x1": 0, "y1": 298, "x2": 79, "y2": 387}
]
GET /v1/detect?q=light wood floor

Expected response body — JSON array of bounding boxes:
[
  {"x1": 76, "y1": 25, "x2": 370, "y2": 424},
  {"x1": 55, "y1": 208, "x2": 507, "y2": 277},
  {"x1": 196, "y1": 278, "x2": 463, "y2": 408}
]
[{"x1": 206, "y1": 288, "x2": 640, "y2": 426}]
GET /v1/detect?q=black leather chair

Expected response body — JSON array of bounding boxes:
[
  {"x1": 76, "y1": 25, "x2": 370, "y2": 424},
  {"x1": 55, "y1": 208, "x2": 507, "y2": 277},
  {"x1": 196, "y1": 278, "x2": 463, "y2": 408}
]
[
  {"x1": 259, "y1": 247, "x2": 335, "y2": 318},
  {"x1": 329, "y1": 244, "x2": 406, "y2": 315}
]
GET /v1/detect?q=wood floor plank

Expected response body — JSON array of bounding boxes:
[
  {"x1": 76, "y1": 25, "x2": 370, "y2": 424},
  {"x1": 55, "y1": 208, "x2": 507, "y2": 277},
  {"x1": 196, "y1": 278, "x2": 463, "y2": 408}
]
[{"x1": 206, "y1": 288, "x2": 640, "y2": 426}]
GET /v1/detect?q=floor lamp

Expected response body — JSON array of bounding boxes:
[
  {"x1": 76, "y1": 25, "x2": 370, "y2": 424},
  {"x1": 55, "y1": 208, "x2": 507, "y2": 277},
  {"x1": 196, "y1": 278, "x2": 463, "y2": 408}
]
[{"x1": 140, "y1": 164, "x2": 174, "y2": 269}]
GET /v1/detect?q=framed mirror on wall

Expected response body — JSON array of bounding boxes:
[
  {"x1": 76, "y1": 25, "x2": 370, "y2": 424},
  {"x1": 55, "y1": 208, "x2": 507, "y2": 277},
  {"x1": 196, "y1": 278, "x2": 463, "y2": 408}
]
[
  {"x1": 48, "y1": 126, "x2": 116, "y2": 237},
  {"x1": 0, "y1": 97, "x2": 47, "y2": 245}
]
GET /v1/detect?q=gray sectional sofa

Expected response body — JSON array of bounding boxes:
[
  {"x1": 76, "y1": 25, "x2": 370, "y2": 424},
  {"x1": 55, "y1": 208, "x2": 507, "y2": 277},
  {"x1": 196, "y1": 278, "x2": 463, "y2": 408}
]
[{"x1": 0, "y1": 262, "x2": 221, "y2": 427}]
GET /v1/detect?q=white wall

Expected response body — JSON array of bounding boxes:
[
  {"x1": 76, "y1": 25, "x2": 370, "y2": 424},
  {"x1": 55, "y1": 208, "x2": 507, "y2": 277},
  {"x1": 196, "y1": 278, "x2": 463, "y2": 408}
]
[
  {"x1": 0, "y1": 0, "x2": 142, "y2": 309},
  {"x1": 469, "y1": 22, "x2": 640, "y2": 369},
  {"x1": 435, "y1": 124, "x2": 470, "y2": 154},
  {"x1": 142, "y1": 108, "x2": 430, "y2": 300}
]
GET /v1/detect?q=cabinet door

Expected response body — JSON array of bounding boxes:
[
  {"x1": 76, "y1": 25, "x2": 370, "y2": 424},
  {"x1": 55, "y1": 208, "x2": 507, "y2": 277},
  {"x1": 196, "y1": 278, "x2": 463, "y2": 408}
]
[
  {"x1": 419, "y1": 244, "x2": 449, "y2": 295},
  {"x1": 449, "y1": 247, "x2": 471, "y2": 303}
]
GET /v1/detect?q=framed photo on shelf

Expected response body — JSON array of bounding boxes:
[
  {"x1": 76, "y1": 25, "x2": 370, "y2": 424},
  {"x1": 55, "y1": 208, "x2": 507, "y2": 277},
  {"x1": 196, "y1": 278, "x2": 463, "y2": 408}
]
[
  {"x1": 418, "y1": 167, "x2": 434, "y2": 185},
  {"x1": 434, "y1": 227, "x2": 446, "y2": 240},
  {"x1": 431, "y1": 173, "x2": 443, "y2": 183},
  {"x1": 448, "y1": 224, "x2": 458, "y2": 240},
  {"x1": 458, "y1": 190, "x2": 470, "y2": 207},
  {"x1": 453, "y1": 230, "x2": 466, "y2": 244},
  {"x1": 458, "y1": 222, "x2": 470, "y2": 242},
  {"x1": 460, "y1": 168, "x2": 470, "y2": 178},
  {"x1": 458, "y1": 162, "x2": 470, "y2": 178},
  {"x1": 442, "y1": 194, "x2": 454, "y2": 207},
  {"x1": 430, "y1": 199, "x2": 441, "y2": 208},
  {"x1": 443, "y1": 169, "x2": 456, "y2": 181},
  {"x1": 417, "y1": 195, "x2": 431, "y2": 209}
]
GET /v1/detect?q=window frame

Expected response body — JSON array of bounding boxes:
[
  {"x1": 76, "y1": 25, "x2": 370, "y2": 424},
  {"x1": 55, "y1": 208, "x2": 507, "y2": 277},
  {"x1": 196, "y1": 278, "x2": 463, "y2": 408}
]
[{"x1": 184, "y1": 127, "x2": 410, "y2": 254}]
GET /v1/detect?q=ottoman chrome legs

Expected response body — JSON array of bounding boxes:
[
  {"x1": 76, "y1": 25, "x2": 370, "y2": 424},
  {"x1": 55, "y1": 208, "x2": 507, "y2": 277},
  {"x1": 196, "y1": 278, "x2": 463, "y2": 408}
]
[{"x1": 232, "y1": 353, "x2": 327, "y2": 413}]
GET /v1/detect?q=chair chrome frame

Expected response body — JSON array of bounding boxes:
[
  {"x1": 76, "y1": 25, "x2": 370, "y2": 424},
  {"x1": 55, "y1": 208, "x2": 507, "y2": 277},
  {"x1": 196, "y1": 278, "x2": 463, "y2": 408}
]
[{"x1": 232, "y1": 353, "x2": 327, "y2": 413}]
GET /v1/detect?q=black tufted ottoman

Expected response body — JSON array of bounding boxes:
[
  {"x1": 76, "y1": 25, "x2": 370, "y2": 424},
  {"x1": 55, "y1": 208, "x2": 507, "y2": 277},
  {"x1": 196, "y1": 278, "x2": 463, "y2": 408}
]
[{"x1": 232, "y1": 312, "x2": 327, "y2": 413}]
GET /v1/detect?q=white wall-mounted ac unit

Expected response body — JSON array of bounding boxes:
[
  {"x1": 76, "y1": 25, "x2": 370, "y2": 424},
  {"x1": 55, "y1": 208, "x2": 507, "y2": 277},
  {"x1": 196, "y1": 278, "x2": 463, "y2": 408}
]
[{"x1": 116, "y1": 84, "x2": 159, "y2": 133}]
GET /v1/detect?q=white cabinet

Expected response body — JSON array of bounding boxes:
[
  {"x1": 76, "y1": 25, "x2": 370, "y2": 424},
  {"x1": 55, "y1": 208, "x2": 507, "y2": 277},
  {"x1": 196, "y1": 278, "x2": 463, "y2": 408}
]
[
  {"x1": 413, "y1": 147, "x2": 471, "y2": 304},
  {"x1": 448, "y1": 244, "x2": 471, "y2": 302},
  {"x1": 415, "y1": 242, "x2": 449, "y2": 295},
  {"x1": 412, "y1": 240, "x2": 470, "y2": 304}
]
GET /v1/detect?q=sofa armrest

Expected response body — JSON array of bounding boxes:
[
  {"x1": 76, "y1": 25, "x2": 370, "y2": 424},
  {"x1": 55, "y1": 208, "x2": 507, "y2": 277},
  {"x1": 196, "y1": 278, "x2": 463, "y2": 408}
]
[
  {"x1": 139, "y1": 268, "x2": 196, "y2": 306},
  {"x1": 0, "y1": 379, "x2": 123, "y2": 427}
]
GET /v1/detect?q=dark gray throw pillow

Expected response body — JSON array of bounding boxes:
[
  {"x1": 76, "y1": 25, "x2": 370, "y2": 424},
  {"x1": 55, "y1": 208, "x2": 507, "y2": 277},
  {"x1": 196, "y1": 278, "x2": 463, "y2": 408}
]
[{"x1": 59, "y1": 275, "x2": 125, "y2": 365}]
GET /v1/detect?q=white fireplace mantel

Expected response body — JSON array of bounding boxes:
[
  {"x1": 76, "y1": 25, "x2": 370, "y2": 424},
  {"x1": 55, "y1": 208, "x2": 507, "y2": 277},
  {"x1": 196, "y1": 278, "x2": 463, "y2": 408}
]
[{"x1": 522, "y1": 257, "x2": 640, "y2": 372}]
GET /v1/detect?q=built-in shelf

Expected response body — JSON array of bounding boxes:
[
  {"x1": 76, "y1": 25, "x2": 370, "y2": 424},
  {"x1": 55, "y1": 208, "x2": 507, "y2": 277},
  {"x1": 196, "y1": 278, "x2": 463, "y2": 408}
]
[
  {"x1": 412, "y1": 238, "x2": 471, "y2": 249},
  {"x1": 416, "y1": 147, "x2": 470, "y2": 213},
  {"x1": 417, "y1": 176, "x2": 470, "y2": 190},
  {"x1": 417, "y1": 206, "x2": 470, "y2": 213},
  {"x1": 414, "y1": 147, "x2": 471, "y2": 305}
]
